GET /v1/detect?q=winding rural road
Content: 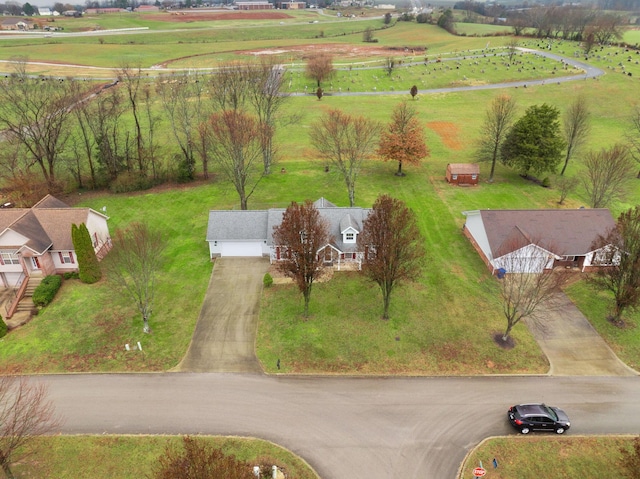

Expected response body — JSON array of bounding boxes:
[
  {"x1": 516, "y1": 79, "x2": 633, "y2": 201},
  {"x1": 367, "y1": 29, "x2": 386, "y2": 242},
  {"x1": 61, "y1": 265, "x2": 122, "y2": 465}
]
[{"x1": 42, "y1": 373, "x2": 640, "y2": 478}]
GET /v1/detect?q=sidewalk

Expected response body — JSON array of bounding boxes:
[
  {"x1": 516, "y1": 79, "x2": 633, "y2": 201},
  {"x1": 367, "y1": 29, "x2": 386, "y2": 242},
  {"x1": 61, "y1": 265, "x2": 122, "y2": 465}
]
[{"x1": 525, "y1": 292, "x2": 637, "y2": 376}]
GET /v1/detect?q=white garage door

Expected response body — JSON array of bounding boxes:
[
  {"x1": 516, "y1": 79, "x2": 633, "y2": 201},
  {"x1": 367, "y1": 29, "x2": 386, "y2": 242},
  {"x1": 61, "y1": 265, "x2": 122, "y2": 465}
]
[{"x1": 220, "y1": 241, "x2": 263, "y2": 257}]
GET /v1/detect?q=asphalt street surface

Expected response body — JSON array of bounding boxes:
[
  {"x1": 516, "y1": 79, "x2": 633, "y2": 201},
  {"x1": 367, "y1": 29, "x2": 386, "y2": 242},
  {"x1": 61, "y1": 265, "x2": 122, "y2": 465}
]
[{"x1": 41, "y1": 373, "x2": 640, "y2": 478}]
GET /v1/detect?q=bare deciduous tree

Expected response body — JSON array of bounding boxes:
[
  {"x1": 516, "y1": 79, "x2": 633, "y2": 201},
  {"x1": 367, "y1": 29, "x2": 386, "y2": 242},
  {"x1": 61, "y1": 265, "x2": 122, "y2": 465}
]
[
  {"x1": 206, "y1": 110, "x2": 263, "y2": 210},
  {"x1": 310, "y1": 109, "x2": 380, "y2": 207},
  {"x1": 115, "y1": 64, "x2": 150, "y2": 177},
  {"x1": 0, "y1": 60, "x2": 77, "y2": 191},
  {"x1": 495, "y1": 239, "x2": 570, "y2": 342},
  {"x1": 359, "y1": 195, "x2": 426, "y2": 320},
  {"x1": 156, "y1": 71, "x2": 208, "y2": 182},
  {"x1": 272, "y1": 200, "x2": 331, "y2": 318},
  {"x1": 588, "y1": 206, "x2": 640, "y2": 325},
  {"x1": 625, "y1": 105, "x2": 640, "y2": 178},
  {"x1": 561, "y1": 95, "x2": 591, "y2": 176},
  {"x1": 556, "y1": 175, "x2": 579, "y2": 205},
  {"x1": 209, "y1": 61, "x2": 249, "y2": 113},
  {"x1": 384, "y1": 57, "x2": 396, "y2": 77},
  {"x1": 305, "y1": 52, "x2": 335, "y2": 88},
  {"x1": 582, "y1": 144, "x2": 634, "y2": 208},
  {"x1": 104, "y1": 222, "x2": 166, "y2": 333},
  {"x1": 377, "y1": 101, "x2": 429, "y2": 177},
  {"x1": 246, "y1": 57, "x2": 289, "y2": 175},
  {"x1": 477, "y1": 94, "x2": 517, "y2": 182},
  {"x1": 0, "y1": 376, "x2": 62, "y2": 479}
]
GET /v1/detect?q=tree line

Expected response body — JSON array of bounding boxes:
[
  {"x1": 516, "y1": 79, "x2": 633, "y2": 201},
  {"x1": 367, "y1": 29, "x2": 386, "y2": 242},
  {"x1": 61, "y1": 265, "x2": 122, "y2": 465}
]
[{"x1": 477, "y1": 93, "x2": 640, "y2": 210}]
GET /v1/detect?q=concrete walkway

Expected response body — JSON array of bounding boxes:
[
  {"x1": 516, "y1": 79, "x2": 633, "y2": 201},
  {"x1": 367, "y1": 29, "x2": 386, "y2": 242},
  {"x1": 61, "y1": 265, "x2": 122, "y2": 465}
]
[
  {"x1": 174, "y1": 257, "x2": 270, "y2": 373},
  {"x1": 525, "y1": 292, "x2": 637, "y2": 376}
]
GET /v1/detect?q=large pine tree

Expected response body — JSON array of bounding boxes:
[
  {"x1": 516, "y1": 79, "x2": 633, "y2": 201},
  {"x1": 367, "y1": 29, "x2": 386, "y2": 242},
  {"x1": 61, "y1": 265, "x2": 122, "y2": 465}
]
[{"x1": 71, "y1": 223, "x2": 102, "y2": 284}]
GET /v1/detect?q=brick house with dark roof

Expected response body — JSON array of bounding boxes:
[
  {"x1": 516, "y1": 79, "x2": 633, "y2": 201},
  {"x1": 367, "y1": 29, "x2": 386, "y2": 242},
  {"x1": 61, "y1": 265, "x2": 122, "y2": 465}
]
[
  {"x1": 0, "y1": 195, "x2": 111, "y2": 318},
  {"x1": 206, "y1": 198, "x2": 370, "y2": 269},
  {"x1": 462, "y1": 208, "x2": 616, "y2": 274}
]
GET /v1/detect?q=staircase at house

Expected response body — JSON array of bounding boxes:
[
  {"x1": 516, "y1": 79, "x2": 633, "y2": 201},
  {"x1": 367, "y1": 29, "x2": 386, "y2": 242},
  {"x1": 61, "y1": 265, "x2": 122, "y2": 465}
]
[{"x1": 8, "y1": 275, "x2": 42, "y2": 317}]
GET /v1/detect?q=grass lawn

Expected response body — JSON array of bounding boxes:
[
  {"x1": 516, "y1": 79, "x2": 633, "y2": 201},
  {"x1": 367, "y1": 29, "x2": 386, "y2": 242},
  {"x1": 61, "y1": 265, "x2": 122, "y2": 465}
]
[
  {"x1": 11, "y1": 435, "x2": 318, "y2": 479},
  {"x1": 460, "y1": 435, "x2": 636, "y2": 479},
  {"x1": 0, "y1": 24, "x2": 639, "y2": 375}
]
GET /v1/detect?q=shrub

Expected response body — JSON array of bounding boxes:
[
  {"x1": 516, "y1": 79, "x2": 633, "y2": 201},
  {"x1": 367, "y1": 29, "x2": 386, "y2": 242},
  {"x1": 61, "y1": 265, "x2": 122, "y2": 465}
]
[
  {"x1": 263, "y1": 273, "x2": 273, "y2": 288},
  {"x1": 542, "y1": 176, "x2": 551, "y2": 188},
  {"x1": 32, "y1": 275, "x2": 62, "y2": 308},
  {"x1": 0, "y1": 317, "x2": 7, "y2": 338},
  {"x1": 63, "y1": 271, "x2": 79, "y2": 280},
  {"x1": 72, "y1": 223, "x2": 102, "y2": 284}
]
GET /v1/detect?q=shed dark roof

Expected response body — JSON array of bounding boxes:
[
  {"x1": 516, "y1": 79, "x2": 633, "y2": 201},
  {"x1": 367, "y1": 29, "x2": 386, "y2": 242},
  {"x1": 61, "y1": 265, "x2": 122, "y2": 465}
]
[{"x1": 480, "y1": 209, "x2": 615, "y2": 257}]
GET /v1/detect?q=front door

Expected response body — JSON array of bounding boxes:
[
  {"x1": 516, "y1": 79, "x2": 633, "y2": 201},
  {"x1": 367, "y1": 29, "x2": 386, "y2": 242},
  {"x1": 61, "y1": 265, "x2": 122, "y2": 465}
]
[
  {"x1": 324, "y1": 247, "x2": 333, "y2": 264},
  {"x1": 31, "y1": 257, "x2": 40, "y2": 270}
]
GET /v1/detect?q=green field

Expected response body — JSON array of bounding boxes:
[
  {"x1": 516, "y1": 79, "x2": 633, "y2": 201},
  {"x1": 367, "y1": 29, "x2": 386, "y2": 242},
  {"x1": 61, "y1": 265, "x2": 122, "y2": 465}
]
[{"x1": 1, "y1": 21, "x2": 639, "y2": 375}]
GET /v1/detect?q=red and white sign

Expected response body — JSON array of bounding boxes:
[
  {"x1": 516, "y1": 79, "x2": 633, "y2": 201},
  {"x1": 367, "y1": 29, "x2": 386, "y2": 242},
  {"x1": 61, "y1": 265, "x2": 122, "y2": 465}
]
[{"x1": 473, "y1": 467, "x2": 486, "y2": 477}]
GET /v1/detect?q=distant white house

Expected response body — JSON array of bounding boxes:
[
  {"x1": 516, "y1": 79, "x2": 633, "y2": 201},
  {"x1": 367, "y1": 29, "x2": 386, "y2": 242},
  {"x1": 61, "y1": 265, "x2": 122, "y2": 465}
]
[{"x1": 37, "y1": 7, "x2": 52, "y2": 15}]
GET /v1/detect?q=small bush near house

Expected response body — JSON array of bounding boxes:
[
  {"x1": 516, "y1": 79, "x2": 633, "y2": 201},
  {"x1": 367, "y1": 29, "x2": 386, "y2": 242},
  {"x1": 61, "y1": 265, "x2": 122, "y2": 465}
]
[
  {"x1": 0, "y1": 317, "x2": 7, "y2": 338},
  {"x1": 32, "y1": 275, "x2": 63, "y2": 308},
  {"x1": 63, "y1": 272, "x2": 79, "y2": 280},
  {"x1": 263, "y1": 273, "x2": 273, "y2": 288}
]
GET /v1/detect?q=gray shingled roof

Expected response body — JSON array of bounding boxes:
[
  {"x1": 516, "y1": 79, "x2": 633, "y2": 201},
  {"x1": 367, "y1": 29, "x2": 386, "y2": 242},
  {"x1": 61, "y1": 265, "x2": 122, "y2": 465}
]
[
  {"x1": 207, "y1": 200, "x2": 371, "y2": 253},
  {"x1": 480, "y1": 209, "x2": 616, "y2": 257}
]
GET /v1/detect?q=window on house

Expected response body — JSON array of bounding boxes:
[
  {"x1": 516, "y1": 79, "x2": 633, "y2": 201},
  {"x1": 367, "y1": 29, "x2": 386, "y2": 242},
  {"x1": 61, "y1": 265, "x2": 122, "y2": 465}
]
[
  {"x1": 452, "y1": 174, "x2": 458, "y2": 180},
  {"x1": 471, "y1": 174, "x2": 477, "y2": 180},
  {"x1": 61, "y1": 252, "x2": 73, "y2": 264},
  {"x1": 345, "y1": 232, "x2": 354, "y2": 242},
  {"x1": 0, "y1": 252, "x2": 19, "y2": 265}
]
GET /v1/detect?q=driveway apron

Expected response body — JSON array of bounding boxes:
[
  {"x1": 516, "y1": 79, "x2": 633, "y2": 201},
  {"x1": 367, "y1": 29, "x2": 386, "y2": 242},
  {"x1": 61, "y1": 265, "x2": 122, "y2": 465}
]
[
  {"x1": 175, "y1": 257, "x2": 270, "y2": 373},
  {"x1": 525, "y1": 292, "x2": 637, "y2": 376}
]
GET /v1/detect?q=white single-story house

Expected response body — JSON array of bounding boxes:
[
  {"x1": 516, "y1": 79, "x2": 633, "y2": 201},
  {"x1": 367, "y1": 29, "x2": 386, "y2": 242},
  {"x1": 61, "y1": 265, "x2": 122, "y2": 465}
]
[
  {"x1": 0, "y1": 195, "x2": 111, "y2": 317},
  {"x1": 206, "y1": 198, "x2": 371, "y2": 267},
  {"x1": 462, "y1": 208, "x2": 616, "y2": 274}
]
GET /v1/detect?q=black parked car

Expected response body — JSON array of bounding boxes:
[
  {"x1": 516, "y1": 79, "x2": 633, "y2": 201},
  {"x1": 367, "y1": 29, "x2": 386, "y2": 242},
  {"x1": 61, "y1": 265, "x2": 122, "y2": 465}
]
[{"x1": 508, "y1": 403, "x2": 571, "y2": 434}]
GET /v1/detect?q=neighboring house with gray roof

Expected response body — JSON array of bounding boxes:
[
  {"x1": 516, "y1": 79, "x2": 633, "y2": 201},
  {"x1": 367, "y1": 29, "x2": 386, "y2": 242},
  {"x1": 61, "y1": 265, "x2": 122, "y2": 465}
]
[
  {"x1": 0, "y1": 195, "x2": 111, "y2": 317},
  {"x1": 462, "y1": 208, "x2": 616, "y2": 274},
  {"x1": 206, "y1": 198, "x2": 371, "y2": 268}
]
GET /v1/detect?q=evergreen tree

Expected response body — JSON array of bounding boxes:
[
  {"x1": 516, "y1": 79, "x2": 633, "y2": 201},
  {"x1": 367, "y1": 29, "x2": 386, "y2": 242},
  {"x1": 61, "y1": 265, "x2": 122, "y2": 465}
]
[{"x1": 71, "y1": 223, "x2": 102, "y2": 284}]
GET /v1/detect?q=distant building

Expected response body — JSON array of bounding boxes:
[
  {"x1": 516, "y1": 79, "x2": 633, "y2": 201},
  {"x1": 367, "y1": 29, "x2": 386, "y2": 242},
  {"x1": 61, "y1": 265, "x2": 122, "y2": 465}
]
[
  {"x1": 135, "y1": 5, "x2": 160, "y2": 11},
  {"x1": 84, "y1": 7, "x2": 123, "y2": 14},
  {"x1": 375, "y1": 4, "x2": 395, "y2": 8},
  {"x1": 1, "y1": 18, "x2": 34, "y2": 30},
  {"x1": 275, "y1": 1, "x2": 305, "y2": 8},
  {"x1": 236, "y1": 1, "x2": 274, "y2": 9},
  {"x1": 37, "y1": 7, "x2": 52, "y2": 15}
]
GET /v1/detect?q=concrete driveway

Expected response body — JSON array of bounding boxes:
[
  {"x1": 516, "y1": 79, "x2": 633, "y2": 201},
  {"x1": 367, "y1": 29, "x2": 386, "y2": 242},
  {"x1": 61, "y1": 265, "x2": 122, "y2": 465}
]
[
  {"x1": 525, "y1": 292, "x2": 637, "y2": 376},
  {"x1": 174, "y1": 257, "x2": 270, "y2": 373}
]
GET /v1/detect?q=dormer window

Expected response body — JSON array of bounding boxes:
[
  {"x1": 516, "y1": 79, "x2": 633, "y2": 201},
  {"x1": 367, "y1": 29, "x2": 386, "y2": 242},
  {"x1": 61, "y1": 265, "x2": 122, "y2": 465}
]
[{"x1": 342, "y1": 229, "x2": 357, "y2": 244}]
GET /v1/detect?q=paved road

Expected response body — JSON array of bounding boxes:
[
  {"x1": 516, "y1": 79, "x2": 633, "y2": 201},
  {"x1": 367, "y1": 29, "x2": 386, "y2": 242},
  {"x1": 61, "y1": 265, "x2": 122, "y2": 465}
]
[
  {"x1": 175, "y1": 258, "x2": 269, "y2": 373},
  {"x1": 41, "y1": 373, "x2": 640, "y2": 479}
]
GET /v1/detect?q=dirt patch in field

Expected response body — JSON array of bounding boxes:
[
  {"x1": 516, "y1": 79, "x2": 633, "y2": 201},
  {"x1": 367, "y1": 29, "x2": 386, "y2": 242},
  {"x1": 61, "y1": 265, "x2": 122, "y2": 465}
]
[
  {"x1": 144, "y1": 11, "x2": 293, "y2": 22},
  {"x1": 426, "y1": 121, "x2": 463, "y2": 150},
  {"x1": 243, "y1": 43, "x2": 426, "y2": 59}
]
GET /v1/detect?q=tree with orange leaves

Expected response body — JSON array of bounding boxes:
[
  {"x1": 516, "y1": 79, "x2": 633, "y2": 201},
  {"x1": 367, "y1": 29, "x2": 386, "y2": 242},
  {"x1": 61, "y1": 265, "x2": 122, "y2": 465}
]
[{"x1": 377, "y1": 102, "x2": 429, "y2": 176}]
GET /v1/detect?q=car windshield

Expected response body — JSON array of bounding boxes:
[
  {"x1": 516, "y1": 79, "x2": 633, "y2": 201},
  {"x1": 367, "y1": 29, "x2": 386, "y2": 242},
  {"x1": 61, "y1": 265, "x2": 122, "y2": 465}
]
[{"x1": 543, "y1": 405, "x2": 558, "y2": 421}]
